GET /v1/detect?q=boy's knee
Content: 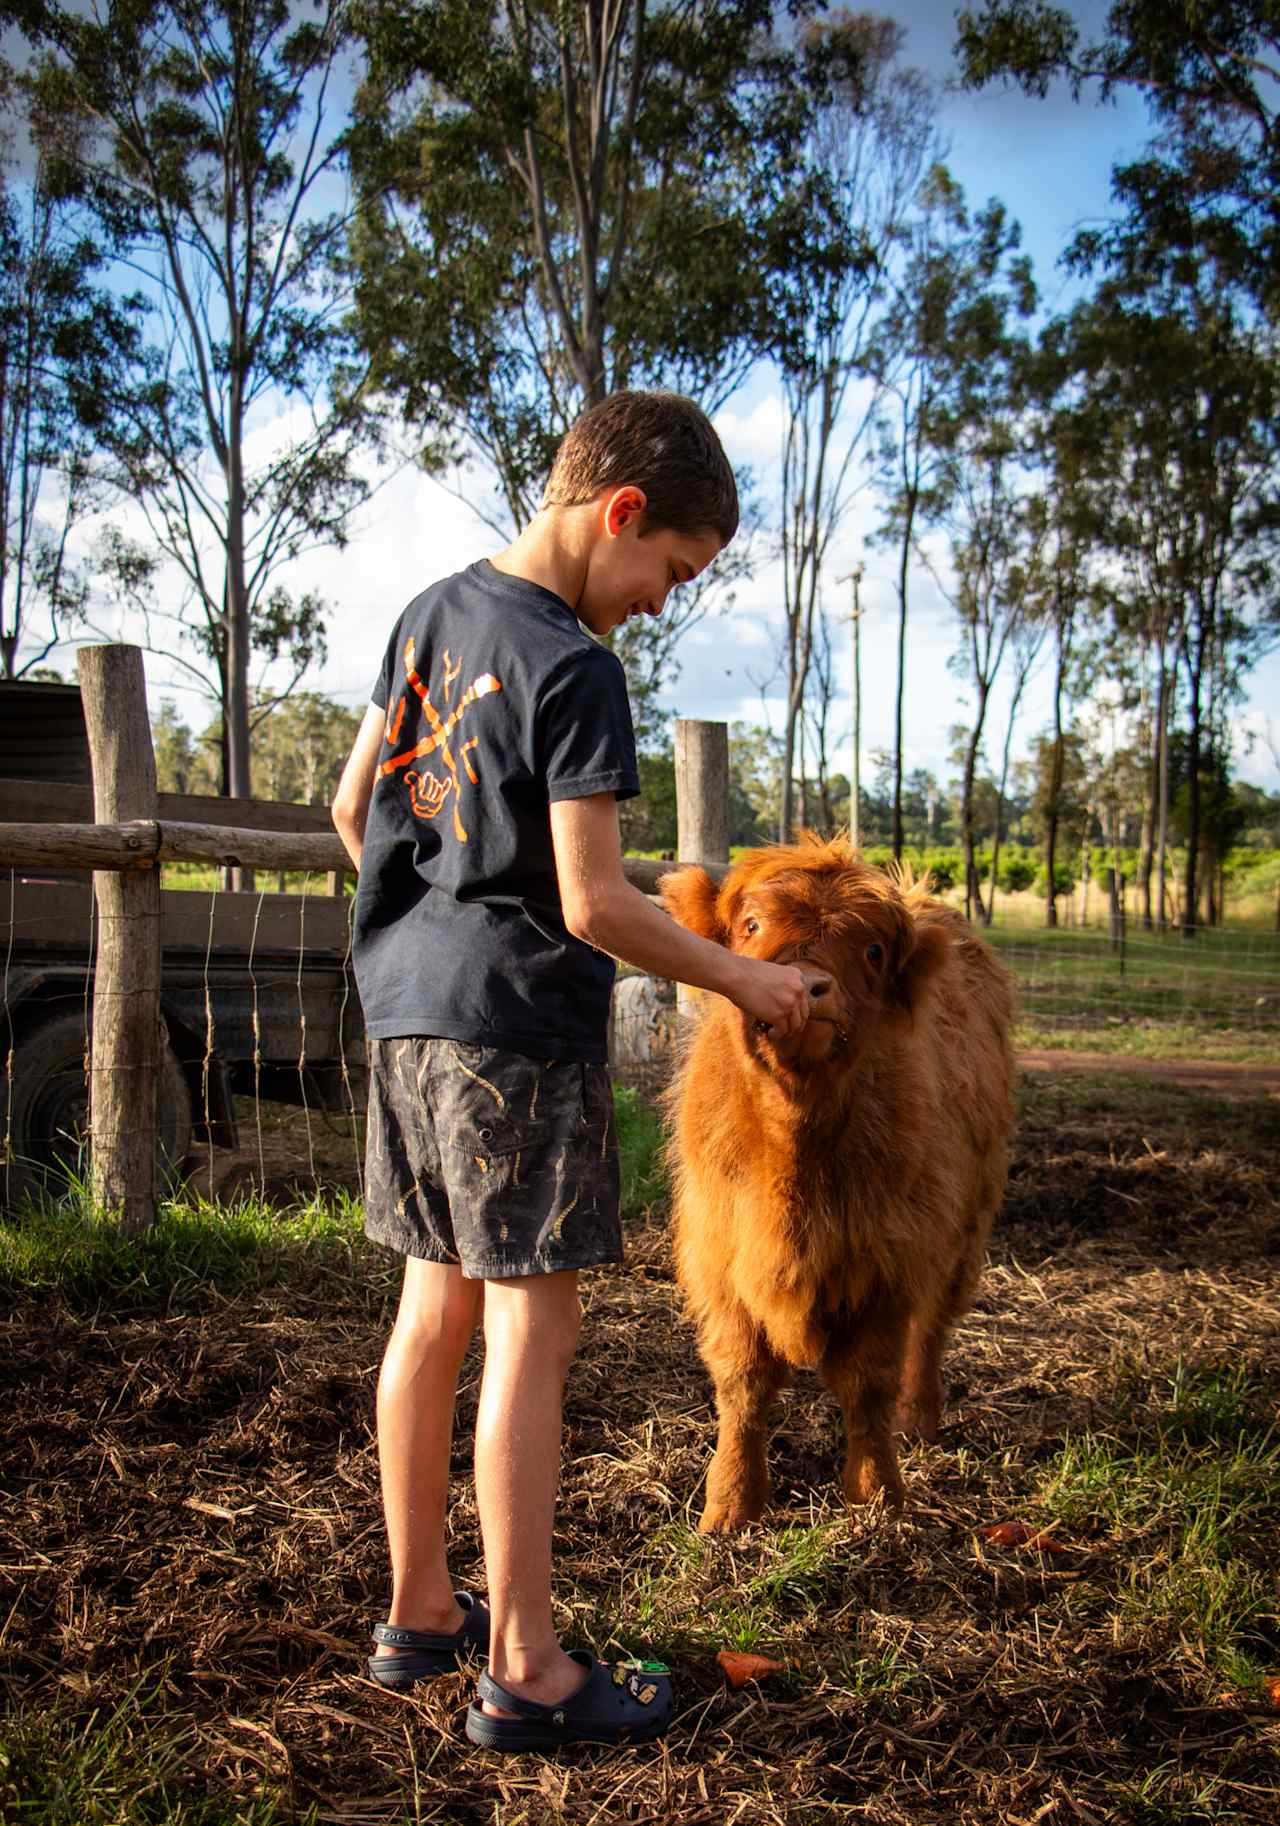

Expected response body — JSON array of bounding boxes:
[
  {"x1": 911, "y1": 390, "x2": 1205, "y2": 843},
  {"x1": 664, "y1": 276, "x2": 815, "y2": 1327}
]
[
  {"x1": 390, "y1": 1263, "x2": 481, "y2": 1364},
  {"x1": 484, "y1": 1273, "x2": 581, "y2": 1376}
]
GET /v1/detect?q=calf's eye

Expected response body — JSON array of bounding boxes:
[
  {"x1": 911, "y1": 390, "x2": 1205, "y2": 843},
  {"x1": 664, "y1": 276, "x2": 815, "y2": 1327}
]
[
  {"x1": 744, "y1": 918, "x2": 759, "y2": 937},
  {"x1": 866, "y1": 943, "x2": 884, "y2": 966}
]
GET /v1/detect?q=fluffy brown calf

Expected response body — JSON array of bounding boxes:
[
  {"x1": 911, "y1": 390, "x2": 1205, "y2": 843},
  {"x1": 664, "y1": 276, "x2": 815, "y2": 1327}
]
[{"x1": 661, "y1": 836, "x2": 1015, "y2": 1533}]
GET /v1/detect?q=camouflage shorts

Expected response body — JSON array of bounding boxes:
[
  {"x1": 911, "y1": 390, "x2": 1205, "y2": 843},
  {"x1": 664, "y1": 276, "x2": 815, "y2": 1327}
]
[{"x1": 363, "y1": 1037, "x2": 623, "y2": 1278}]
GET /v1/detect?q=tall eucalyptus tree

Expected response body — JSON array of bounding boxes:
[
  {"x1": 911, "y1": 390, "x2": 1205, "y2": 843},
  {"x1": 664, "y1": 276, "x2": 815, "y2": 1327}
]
[{"x1": 17, "y1": 0, "x2": 376, "y2": 797}]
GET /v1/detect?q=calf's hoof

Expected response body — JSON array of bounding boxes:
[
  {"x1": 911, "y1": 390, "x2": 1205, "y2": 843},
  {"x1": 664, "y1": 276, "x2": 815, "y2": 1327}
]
[
  {"x1": 842, "y1": 1456, "x2": 906, "y2": 1512},
  {"x1": 698, "y1": 1492, "x2": 765, "y2": 1535}
]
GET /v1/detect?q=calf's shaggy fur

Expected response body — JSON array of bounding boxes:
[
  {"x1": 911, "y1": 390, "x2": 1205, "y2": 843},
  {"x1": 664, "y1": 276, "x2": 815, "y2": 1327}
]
[{"x1": 661, "y1": 837, "x2": 1015, "y2": 1533}]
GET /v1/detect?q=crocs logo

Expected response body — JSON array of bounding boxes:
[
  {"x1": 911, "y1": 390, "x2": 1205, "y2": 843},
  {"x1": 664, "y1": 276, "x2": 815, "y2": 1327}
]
[{"x1": 552, "y1": 1709, "x2": 565, "y2": 1726}]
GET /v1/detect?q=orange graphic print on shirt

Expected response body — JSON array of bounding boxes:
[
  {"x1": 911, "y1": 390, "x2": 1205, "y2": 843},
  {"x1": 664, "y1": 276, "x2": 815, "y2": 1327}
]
[{"x1": 377, "y1": 638, "x2": 502, "y2": 843}]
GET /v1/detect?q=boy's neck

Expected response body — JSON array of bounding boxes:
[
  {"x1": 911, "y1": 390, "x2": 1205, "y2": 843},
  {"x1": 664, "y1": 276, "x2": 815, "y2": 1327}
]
[{"x1": 489, "y1": 505, "x2": 594, "y2": 611}]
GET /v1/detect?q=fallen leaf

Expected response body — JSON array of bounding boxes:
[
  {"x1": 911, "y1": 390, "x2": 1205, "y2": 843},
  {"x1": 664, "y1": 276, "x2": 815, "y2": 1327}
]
[
  {"x1": 1264, "y1": 1674, "x2": 1280, "y2": 1711},
  {"x1": 716, "y1": 1649, "x2": 784, "y2": 1688},
  {"x1": 980, "y1": 1520, "x2": 1069, "y2": 1553}
]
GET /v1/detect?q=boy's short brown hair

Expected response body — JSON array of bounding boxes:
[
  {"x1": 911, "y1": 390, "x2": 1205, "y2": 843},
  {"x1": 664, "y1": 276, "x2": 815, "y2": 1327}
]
[{"x1": 542, "y1": 390, "x2": 739, "y2": 545}]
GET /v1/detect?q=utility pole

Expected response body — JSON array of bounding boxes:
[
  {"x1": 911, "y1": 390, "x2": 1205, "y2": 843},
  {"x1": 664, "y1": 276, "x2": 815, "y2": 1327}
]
[{"x1": 837, "y1": 565, "x2": 865, "y2": 849}]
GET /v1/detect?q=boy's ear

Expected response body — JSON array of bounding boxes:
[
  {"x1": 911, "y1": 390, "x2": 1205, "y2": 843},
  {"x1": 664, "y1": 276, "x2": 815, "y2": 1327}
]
[
  {"x1": 660, "y1": 866, "x2": 726, "y2": 943},
  {"x1": 603, "y1": 485, "x2": 647, "y2": 535}
]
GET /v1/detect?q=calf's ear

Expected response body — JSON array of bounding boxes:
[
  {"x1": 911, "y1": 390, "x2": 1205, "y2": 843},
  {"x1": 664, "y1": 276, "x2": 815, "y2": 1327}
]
[
  {"x1": 891, "y1": 921, "x2": 950, "y2": 1016},
  {"x1": 660, "y1": 866, "x2": 726, "y2": 943}
]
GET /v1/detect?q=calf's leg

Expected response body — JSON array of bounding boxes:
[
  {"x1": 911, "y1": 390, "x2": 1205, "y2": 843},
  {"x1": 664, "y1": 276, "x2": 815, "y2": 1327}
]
[
  {"x1": 897, "y1": 1211, "x2": 991, "y2": 1439},
  {"x1": 896, "y1": 1312, "x2": 944, "y2": 1441},
  {"x1": 820, "y1": 1294, "x2": 912, "y2": 1510},
  {"x1": 699, "y1": 1321, "x2": 791, "y2": 1535}
]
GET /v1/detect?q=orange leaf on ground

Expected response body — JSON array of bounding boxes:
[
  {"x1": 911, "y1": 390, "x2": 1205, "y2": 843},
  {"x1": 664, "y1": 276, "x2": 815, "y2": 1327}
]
[
  {"x1": 1264, "y1": 1675, "x2": 1280, "y2": 1711},
  {"x1": 716, "y1": 1649, "x2": 785, "y2": 1688},
  {"x1": 980, "y1": 1519, "x2": 1069, "y2": 1552}
]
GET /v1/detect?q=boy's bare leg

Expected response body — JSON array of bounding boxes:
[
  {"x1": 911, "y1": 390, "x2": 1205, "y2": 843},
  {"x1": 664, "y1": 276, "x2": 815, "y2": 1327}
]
[
  {"x1": 373, "y1": 1257, "x2": 484, "y2": 1660},
  {"x1": 475, "y1": 1269, "x2": 589, "y2": 1714}
]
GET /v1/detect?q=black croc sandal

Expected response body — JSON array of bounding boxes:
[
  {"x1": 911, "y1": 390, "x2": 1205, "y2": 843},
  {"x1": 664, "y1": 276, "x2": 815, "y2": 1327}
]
[
  {"x1": 464, "y1": 1650, "x2": 673, "y2": 1752},
  {"x1": 366, "y1": 1592, "x2": 491, "y2": 1689}
]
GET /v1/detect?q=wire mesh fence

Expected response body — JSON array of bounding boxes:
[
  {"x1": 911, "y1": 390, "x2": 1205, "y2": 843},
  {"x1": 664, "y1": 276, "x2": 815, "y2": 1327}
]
[
  {"x1": 982, "y1": 918, "x2": 1279, "y2": 1053},
  {"x1": 0, "y1": 868, "x2": 365, "y2": 1211},
  {"x1": 2, "y1": 855, "x2": 1276, "y2": 1216}
]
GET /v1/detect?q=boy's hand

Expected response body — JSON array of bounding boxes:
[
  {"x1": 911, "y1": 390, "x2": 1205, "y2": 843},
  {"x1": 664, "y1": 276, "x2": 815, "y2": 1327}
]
[{"x1": 727, "y1": 957, "x2": 810, "y2": 1037}]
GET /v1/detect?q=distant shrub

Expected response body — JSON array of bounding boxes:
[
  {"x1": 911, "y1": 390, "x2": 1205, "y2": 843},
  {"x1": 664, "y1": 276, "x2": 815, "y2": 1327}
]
[
  {"x1": 919, "y1": 848, "x2": 960, "y2": 890},
  {"x1": 998, "y1": 851, "x2": 1038, "y2": 893},
  {"x1": 1034, "y1": 861, "x2": 1076, "y2": 899}
]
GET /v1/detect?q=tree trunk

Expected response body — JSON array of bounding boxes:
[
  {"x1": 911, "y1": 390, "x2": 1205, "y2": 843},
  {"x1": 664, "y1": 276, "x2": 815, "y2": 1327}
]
[
  {"x1": 224, "y1": 381, "x2": 254, "y2": 890},
  {"x1": 1155, "y1": 655, "x2": 1170, "y2": 932},
  {"x1": 892, "y1": 487, "x2": 917, "y2": 864},
  {"x1": 961, "y1": 693, "x2": 986, "y2": 926},
  {"x1": 1138, "y1": 709, "x2": 1155, "y2": 930},
  {"x1": 1181, "y1": 640, "x2": 1203, "y2": 940},
  {"x1": 1045, "y1": 616, "x2": 1066, "y2": 929}
]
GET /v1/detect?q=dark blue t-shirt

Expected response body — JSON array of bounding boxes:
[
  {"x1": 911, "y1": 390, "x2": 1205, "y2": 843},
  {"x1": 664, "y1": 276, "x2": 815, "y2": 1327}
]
[{"x1": 352, "y1": 560, "x2": 639, "y2": 1062}]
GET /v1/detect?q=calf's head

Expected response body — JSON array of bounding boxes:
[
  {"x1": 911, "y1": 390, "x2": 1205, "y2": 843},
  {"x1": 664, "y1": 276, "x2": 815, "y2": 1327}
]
[{"x1": 661, "y1": 836, "x2": 950, "y2": 1085}]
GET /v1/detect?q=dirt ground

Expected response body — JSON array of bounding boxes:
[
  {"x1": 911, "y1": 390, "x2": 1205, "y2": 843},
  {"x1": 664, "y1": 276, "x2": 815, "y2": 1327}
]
[{"x1": 2, "y1": 1071, "x2": 1279, "y2": 1823}]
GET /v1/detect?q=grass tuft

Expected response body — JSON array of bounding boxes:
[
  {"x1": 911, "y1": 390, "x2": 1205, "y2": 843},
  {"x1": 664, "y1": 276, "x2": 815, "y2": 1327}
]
[
  {"x1": 1038, "y1": 1361, "x2": 1280, "y2": 1697},
  {"x1": 614, "y1": 1081, "x2": 669, "y2": 1218},
  {"x1": 0, "y1": 1191, "x2": 366, "y2": 1311},
  {"x1": 0, "y1": 1671, "x2": 311, "y2": 1826}
]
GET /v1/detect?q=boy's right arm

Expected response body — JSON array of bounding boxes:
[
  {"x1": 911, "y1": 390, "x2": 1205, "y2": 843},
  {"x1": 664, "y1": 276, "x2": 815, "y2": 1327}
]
[
  {"x1": 331, "y1": 704, "x2": 386, "y2": 870},
  {"x1": 549, "y1": 792, "x2": 809, "y2": 1036}
]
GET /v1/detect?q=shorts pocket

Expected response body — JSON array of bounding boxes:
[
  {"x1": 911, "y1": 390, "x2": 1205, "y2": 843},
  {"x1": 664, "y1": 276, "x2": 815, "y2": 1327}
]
[{"x1": 440, "y1": 1046, "x2": 571, "y2": 1164}]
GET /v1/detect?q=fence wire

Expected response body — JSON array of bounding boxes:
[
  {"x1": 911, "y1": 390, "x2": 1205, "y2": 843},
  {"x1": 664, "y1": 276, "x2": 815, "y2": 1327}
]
[
  {"x1": 0, "y1": 867, "x2": 365, "y2": 1213},
  {"x1": 1, "y1": 859, "x2": 1275, "y2": 1217},
  {"x1": 983, "y1": 918, "x2": 1279, "y2": 1048}
]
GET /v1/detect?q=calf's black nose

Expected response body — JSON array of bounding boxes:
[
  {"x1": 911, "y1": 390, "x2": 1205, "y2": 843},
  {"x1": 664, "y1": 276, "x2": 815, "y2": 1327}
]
[{"x1": 809, "y1": 978, "x2": 832, "y2": 1000}]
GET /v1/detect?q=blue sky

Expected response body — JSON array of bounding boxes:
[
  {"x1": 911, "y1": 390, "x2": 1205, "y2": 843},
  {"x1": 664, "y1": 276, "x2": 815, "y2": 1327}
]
[{"x1": 64, "y1": 2, "x2": 1280, "y2": 789}]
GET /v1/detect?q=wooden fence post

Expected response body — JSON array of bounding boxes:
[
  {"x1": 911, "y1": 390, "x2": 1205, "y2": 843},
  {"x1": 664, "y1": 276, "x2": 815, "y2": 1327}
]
[
  {"x1": 674, "y1": 719, "x2": 729, "y2": 1021},
  {"x1": 78, "y1": 644, "x2": 161, "y2": 1232}
]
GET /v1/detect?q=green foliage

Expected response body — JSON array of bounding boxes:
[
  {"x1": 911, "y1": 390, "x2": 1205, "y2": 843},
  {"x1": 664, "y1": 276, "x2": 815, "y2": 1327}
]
[
  {"x1": 613, "y1": 1084, "x2": 668, "y2": 1220},
  {"x1": 0, "y1": 128, "x2": 141, "y2": 678},
  {"x1": 17, "y1": 0, "x2": 378, "y2": 794},
  {"x1": 1033, "y1": 859, "x2": 1076, "y2": 898},
  {"x1": 349, "y1": 0, "x2": 863, "y2": 517},
  {"x1": 997, "y1": 849, "x2": 1037, "y2": 892},
  {"x1": 152, "y1": 695, "x2": 359, "y2": 807},
  {"x1": 619, "y1": 748, "x2": 678, "y2": 855},
  {"x1": 955, "y1": 3, "x2": 1280, "y2": 313}
]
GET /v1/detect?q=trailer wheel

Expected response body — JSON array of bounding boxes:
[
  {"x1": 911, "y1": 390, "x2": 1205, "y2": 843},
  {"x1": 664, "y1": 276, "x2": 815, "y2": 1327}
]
[{"x1": 0, "y1": 1012, "x2": 193, "y2": 1210}]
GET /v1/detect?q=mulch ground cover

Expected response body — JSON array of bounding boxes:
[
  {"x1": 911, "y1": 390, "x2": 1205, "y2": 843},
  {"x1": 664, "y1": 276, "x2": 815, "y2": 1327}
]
[{"x1": 2, "y1": 1072, "x2": 1279, "y2": 1824}]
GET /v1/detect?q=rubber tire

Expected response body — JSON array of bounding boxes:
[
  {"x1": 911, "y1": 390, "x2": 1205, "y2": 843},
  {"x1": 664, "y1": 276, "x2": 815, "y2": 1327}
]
[{"x1": 0, "y1": 1010, "x2": 193, "y2": 1211}]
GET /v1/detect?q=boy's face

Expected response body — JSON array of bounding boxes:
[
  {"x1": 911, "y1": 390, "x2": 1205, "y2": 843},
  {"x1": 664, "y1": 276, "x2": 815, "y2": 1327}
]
[{"x1": 575, "y1": 487, "x2": 723, "y2": 639}]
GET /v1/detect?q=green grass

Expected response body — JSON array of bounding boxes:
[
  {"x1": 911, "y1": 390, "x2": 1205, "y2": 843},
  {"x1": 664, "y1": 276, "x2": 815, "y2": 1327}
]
[
  {"x1": 1014, "y1": 1021, "x2": 1279, "y2": 1064},
  {"x1": 0, "y1": 1192, "x2": 366, "y2": 1311},
  {"x1": 1036, "y1": 1361, "x2": 1280, "y2": 1699},
  {"x1": 159, "y1": 862, "x2": 342, "y2": 896},
  {"x1": 0, "y1": 1085, "x2": 663, "y2": 1309},
  {"x1": 978, "y1": 919, "x2": 1280, "y2": 1059},
  {"x1": 614, "y1": 1082, "x2": 669, "y2": 1218},
  {"x1": 0, "y1": 1673, "x2": 313, "y2": 1826}
]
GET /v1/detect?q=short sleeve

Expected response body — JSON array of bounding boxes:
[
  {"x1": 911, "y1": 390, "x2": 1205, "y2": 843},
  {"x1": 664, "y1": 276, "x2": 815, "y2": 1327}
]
[
  {"x1": 369, "y1": 637, "x2": 395, "y2": 711},
  {"x1": 537, "y1": 647, "x2": 639, "y2": 803}
]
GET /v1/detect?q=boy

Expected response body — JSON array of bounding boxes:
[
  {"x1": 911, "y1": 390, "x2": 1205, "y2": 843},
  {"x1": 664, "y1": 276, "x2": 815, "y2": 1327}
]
[{"x1": 332, "y1": 390, "x2": 808, "y2": 1752}]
